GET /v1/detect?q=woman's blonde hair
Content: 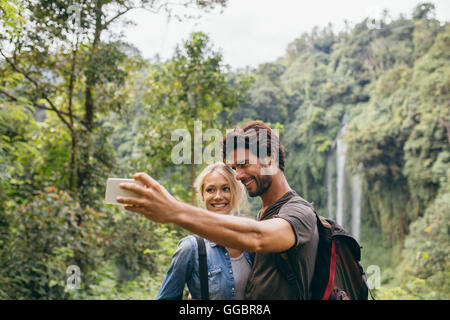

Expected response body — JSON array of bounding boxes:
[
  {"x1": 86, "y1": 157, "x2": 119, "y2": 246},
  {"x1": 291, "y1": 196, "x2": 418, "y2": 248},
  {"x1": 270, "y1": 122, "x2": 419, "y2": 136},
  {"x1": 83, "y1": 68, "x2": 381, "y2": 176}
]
[{"x1": 194, "y1": 162, "x2": 247, "y2": 215}]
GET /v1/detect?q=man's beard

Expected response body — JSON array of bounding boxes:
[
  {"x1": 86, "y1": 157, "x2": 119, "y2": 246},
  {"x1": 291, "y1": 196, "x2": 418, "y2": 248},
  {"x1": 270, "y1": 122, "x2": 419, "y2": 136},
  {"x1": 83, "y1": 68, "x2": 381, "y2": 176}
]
[{"x1": 248, "y1": 174, "x2": 272, "y2": 197}]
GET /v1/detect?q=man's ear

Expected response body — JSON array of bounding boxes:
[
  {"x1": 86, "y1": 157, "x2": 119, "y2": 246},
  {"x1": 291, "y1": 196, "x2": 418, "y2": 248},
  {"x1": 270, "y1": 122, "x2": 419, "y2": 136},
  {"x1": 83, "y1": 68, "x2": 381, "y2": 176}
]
[{"x1": 260, "y1": 156, "x2": 277, "y2": 176}]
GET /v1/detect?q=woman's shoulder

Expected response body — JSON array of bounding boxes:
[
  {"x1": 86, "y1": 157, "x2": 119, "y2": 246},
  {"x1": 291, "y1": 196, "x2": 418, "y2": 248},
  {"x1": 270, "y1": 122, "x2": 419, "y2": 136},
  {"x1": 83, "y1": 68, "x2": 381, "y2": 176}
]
[
  {"x1": 170, "y1": 235, "x2": 198, "y2": 263},
  {"x1": 177, "y1": 235, "x2": 198, "y2": 251}
]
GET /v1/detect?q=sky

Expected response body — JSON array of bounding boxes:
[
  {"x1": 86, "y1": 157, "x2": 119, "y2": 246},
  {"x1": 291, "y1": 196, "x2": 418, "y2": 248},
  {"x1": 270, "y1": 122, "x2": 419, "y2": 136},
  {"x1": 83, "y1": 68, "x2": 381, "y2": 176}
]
[{"x1": 120, "y1": 0, "x2": 450, "y2": 70}]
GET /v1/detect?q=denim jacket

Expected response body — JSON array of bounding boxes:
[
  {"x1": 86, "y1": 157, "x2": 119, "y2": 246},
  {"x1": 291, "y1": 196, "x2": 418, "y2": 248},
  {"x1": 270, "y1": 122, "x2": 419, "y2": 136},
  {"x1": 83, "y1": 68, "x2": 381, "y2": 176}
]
[{"x1": 156, "y1": 235, "x2": 253, "y2": 300}]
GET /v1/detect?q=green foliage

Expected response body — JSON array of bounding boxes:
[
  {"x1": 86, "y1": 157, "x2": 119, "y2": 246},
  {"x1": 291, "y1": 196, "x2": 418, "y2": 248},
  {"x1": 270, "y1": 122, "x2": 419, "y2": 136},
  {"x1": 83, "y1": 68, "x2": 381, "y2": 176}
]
[
  {"x1": 375, "y1": 239, "x2": 449, "y2": 299},
  {"x1": 69, "y1": 261, "x2": 165, "y2": 300},
  {"x1": 359, "y1": 223, "x2": 394, "y2": 281},
  {"x1": 0, "y1": 104, "x2": 38, "y2": 185},
  {"x1": 68, "y1": 221, "x2": 182, "y2": 300},
  {"x1": 0, "y1": 1, "x2": 448, "y2": 300},
  {"x1": 138, "y1": 32, "x2": 250, "y2": 203},
  {"x1": 392, "y1": 191, "x2": 450, "y2": 299},
  {"x1": 374, "y1": 277, "x2": 439, "y2": 300},
  {"x1": 233, "y1": 3, "x2": 449, "y2": 299},
  {"x1": 0, "y1": 0, "x2": 25, "y2": 34},
  {"x1": 0, "y1": 188, "x2": 107, "y2": 299},
  {"x1": 1, "y1": 1, "x2": 231, "y2": 300},
  {"x1": 105, "y1": 212, "x2": 170, "y2": 282}
]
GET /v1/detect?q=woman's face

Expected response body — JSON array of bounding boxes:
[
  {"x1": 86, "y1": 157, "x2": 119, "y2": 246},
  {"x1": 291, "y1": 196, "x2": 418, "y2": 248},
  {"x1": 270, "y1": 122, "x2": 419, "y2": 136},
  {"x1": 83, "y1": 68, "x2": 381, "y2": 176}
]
[{"x1": 202, "y1": 171, "x2": 233, "y2": 215}]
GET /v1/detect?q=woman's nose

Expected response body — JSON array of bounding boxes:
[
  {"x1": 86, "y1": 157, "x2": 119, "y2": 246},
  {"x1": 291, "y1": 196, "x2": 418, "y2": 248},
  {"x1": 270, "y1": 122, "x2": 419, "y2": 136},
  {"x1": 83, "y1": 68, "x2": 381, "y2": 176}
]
[{"x1": 214, "y1": 191, "x2": 223, "y2": 200}]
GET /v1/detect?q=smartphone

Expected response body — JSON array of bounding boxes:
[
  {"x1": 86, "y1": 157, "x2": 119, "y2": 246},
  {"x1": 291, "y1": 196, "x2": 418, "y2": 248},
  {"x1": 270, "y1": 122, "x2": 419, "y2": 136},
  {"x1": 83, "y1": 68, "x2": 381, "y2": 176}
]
[{"x1": 105, "y1": 178, "x2": 144, "y2": 205}]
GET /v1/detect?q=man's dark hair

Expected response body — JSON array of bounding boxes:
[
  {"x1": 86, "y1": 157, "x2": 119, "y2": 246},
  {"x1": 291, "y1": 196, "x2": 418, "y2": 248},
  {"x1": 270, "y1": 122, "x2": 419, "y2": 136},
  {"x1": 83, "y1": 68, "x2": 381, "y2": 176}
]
[{"x1": 222, "y1": 121, "x2": 285, "y2": 172}]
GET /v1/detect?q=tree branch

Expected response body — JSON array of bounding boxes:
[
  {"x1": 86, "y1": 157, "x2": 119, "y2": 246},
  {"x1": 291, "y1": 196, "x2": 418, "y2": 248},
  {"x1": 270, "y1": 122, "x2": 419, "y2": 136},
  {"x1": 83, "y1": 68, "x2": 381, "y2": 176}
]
[
  {"x1": 104, "y1": 7, "x2": 134, "y2": 28},
  {"x1": 0, "y1": 88, "x2": 79, "y2": 122},
  {"x1": 0, "y1": 49, "x2": 74, "y2": 131}
]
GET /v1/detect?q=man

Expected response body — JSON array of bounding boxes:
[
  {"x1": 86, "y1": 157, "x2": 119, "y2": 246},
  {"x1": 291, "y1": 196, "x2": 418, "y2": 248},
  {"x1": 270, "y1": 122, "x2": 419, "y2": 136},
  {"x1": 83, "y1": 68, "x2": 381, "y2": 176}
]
[{"x1": 118, "y1": 121, "x2": 319, "y2": 299}]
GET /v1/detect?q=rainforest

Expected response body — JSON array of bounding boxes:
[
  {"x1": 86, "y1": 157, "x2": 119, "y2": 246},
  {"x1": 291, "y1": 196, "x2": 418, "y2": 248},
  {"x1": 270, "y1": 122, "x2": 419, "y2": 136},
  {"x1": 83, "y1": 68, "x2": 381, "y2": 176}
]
[{"x1": 0, "y1": 1, "x2": 448, "y2": 299}]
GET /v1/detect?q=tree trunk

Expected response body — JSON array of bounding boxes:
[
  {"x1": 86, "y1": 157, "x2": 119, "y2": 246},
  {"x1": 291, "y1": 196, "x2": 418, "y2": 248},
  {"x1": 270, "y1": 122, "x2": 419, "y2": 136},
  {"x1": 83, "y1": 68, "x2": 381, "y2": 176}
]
[
  {"x1": 77, "y1": 1, "x2": 103, "y2": 207},
  {"x1": 69, "y1": 131, "x2": 77, "y2": 192},
  {"x1": 68, "y1": 39, "x2": 78, "y2": 194}
]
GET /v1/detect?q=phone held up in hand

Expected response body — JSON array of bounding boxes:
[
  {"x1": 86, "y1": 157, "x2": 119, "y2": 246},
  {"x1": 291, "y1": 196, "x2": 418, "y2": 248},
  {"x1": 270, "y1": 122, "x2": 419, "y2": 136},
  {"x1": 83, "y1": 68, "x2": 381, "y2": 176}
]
[{"x1": 105, "y1": 178, "x2": 144, "y2": 205}]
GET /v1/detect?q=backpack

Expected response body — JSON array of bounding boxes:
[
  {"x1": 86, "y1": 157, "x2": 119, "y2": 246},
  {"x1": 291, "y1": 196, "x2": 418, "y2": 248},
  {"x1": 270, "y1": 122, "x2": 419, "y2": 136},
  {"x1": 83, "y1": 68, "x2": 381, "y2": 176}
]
[
  {"x1": 194, "y1": 235, "x2": 210, "y2": 300},
  {"x1": 277, "y1": 196, "x2": 374, "y2": 300}
]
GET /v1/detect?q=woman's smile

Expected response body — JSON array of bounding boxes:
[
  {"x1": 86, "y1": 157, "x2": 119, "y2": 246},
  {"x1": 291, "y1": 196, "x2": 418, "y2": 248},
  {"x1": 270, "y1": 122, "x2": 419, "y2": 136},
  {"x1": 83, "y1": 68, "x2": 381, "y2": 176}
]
[{"x1": 210, "y1": 202, "x2": 229, "y2": 208}]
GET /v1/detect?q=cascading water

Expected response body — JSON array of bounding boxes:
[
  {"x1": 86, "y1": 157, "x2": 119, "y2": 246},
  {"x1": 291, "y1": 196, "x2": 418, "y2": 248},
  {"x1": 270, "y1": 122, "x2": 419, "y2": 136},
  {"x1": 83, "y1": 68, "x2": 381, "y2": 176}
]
[
  {"x1": 326, "y1": 114, "x2": 362, "y2": 241},
  {"x1": 351, "y1": 163, "x2": 363, "y2": 242},
  {"x1": 336, "y1": 115, "x2": 348, "y2": 227},
  {"x1": 326, "y1": 149, "x2": 334, "y2": 220}
]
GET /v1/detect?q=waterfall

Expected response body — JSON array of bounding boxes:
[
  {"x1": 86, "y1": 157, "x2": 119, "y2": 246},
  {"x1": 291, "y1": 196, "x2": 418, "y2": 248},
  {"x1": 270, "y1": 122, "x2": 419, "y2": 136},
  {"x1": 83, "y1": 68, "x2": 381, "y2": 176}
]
[
  {"x1": 326, "y1": 114, "x2": 363, "y2": 241},
  {"x1": 326, "y1": 150, "x2": 334, "y2": 219},
  {"x1": 351, "y1": 163, "x2": 363, "y2": 242},
  {"x1": 336, "y1": 115, "x2": 347, "y2": 227}
]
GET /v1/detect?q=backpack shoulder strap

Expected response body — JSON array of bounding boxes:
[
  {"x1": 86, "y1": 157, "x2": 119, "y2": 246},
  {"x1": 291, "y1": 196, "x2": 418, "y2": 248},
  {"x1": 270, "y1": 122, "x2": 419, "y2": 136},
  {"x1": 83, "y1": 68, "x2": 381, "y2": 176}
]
[
  {"x1": 277, "y1": 195, "x2": 337, "y2": 299},
  {"x1": 275, "y1": 195, "x2": 317, "y2": 299},
  {"x1": 194, "y1": 235, "x2": 209, "y2": 300}
]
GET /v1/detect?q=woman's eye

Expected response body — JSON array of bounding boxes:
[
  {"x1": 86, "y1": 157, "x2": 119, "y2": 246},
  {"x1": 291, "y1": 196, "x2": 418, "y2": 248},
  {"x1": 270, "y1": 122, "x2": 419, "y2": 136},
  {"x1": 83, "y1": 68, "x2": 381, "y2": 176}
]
[
  {"x1": 223, "y1": 187, "x2": 230, "y2": 192},
  {"x1": 206, "y1": 188, "x2": 215, "y2": 193}
]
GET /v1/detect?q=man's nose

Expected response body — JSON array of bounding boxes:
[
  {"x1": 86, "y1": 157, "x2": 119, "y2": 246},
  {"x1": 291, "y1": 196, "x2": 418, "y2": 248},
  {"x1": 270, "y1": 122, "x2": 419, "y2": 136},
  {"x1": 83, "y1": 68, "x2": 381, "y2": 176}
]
[{"x1": 235, "y1": 167, "x2": 245, "y2": 181}]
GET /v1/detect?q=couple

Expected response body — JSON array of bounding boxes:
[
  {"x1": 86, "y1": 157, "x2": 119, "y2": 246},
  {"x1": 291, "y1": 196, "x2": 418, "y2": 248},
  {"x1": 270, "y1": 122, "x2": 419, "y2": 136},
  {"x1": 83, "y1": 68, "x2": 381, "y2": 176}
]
[{"x1": 117, "y1": 121, "x2": 319, "y2": 300}]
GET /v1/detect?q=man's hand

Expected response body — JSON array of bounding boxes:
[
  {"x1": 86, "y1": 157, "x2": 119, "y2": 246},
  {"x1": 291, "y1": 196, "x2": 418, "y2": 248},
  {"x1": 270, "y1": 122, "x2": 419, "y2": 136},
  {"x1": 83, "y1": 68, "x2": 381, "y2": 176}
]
[{"x1": 117, "y1": 172, "x2": 182, "y2": 223}]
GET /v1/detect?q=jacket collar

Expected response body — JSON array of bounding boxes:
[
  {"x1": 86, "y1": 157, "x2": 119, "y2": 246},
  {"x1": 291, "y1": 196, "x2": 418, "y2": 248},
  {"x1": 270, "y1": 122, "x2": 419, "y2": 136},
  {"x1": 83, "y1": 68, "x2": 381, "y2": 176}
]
[{"x1": 207, "y1": 239, "x2": 218, "y2": 247}]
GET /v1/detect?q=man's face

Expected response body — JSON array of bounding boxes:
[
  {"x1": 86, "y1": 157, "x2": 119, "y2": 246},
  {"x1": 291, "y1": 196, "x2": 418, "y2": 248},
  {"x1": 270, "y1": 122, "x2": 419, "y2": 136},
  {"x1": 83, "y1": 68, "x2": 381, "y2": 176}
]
[{"x1": 226, "y1": 148, "x2": 272, "y2": 197}]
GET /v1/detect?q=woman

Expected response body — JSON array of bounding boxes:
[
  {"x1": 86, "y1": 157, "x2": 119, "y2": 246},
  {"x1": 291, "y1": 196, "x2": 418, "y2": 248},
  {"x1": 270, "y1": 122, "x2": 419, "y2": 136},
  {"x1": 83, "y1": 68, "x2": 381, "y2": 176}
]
[{"x1": 156, "y1": 162, "x2": 252, "y2": 300}]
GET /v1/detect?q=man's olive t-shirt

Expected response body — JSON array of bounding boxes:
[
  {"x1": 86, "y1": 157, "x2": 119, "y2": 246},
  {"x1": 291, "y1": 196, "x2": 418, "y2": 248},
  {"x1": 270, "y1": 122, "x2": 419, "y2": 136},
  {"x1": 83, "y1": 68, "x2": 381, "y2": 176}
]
[{"x1": 244, "y1": 190, "x2": 319, "y2": 300}]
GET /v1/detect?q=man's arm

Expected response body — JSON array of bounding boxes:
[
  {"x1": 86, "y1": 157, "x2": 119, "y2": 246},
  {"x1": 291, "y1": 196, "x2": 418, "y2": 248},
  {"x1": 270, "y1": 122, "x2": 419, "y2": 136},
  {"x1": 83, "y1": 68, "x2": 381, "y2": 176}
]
[
  {"x1": 173, "y1": 202, "x2": 295, "y2": 252},
  {"x1": 117, "y1": 172, "x2": 295, "y2": 252}
]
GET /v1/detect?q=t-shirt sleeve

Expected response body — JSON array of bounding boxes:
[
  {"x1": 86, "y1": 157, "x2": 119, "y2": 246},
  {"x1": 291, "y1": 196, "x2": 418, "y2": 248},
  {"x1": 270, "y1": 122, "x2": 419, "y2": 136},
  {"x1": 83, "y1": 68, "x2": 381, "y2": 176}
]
[{"x1": 273, "y1": 200, "x2": 317, "y2": 248}]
